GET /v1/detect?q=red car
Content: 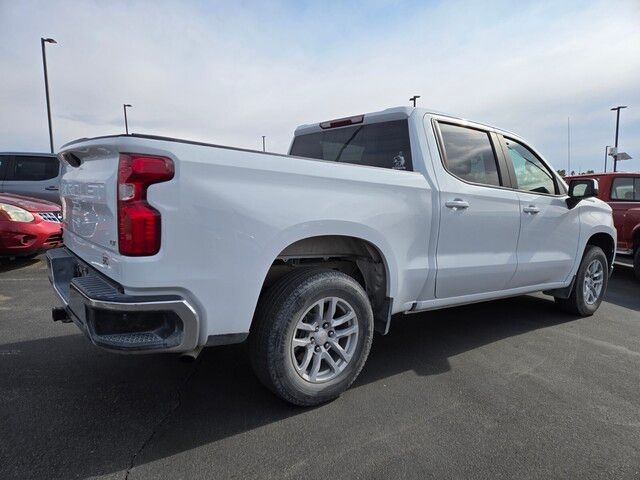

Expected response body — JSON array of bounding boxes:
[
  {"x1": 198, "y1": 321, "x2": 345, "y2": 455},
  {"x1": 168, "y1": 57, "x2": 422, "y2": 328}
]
[
  {"x1": 0, "y1": 192, "x2": 63, "y2": 258},
  {"x1": 566, "y1": 172, "x2": 640, "y2": 279}
]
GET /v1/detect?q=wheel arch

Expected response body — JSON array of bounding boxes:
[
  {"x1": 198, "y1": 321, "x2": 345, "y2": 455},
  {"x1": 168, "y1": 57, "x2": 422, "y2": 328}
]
[
  {"x1": 255, "y1": 223, "x2": 399, "y2": 335},
  {"x1": 262, "y1": 222, "x2": 398, "y2": 295},
  {"x1": 585, "y1": 231, "x2": 615, "y2": 269}
]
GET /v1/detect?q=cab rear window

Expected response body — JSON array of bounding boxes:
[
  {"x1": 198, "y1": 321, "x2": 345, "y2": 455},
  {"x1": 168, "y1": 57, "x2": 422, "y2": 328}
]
[{"x1": 290, "y1": 120, "x2": 413, "y2": 171}]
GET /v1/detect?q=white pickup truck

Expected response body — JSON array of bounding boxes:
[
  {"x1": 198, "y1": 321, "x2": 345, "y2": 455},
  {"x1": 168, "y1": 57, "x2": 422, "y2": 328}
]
[{"x1": 47, "y1": 106, "x2": 615, "y2": 406}]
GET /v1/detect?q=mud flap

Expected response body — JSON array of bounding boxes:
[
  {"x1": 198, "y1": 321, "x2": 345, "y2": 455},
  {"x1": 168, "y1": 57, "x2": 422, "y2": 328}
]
[
  {"x1": 543, "y1": 276, "x2": 576, "y2": 299},
  {"x1": 374, "y1": 297, "x2": 393, "y2": 335}
]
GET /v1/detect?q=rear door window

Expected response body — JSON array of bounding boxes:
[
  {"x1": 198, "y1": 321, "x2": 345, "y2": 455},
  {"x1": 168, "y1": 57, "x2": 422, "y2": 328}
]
[
  {"x1": 438, "y1": 122, "x2": 501, "y2": 187},
  {"x1": 290, "y1": 120, "x2": 413, "y2": 171},
  {"x1": 610, "y1": 177, "x2": 639, "y2": 201},
  {"x1": 9, "y1": 156, "x2": 59, "y2": 181}
]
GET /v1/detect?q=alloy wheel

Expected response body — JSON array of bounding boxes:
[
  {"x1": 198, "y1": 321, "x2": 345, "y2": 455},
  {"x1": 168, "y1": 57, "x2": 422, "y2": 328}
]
[
  {"x1": 290, "y1": 297, "x2": 359, "y2": 383},
  {"x1": 583, "y1": 259, "x2": 604, "y2": 305}
]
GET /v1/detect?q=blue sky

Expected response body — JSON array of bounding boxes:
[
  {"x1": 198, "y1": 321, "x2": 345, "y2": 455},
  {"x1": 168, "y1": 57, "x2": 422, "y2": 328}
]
[{"x1": 1, "y1": 0, "x2": 638, "y2": 173}]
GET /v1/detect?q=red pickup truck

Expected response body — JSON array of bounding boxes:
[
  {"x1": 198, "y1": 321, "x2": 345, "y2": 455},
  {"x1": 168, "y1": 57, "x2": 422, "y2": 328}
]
[{"x1": 567, "y1": 172, "x2": 640, "y2": 279}]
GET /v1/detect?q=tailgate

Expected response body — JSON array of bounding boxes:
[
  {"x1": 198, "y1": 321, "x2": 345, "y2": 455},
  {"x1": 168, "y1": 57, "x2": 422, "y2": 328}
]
[{"x1": 59, "y1": 145, "x2": 119, "y2": 256}]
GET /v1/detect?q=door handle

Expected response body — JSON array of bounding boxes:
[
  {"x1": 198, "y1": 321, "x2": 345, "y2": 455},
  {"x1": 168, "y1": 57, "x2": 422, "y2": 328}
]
[
  {"x1": 445, "y1": 199, "x2": 470, "y2": 210},
  {"x1": 523, "y1": 205, "x2": 540, "y2": 214},
  {"x1": 45, "y1": 186, "x2": 59, "y2": 191}
]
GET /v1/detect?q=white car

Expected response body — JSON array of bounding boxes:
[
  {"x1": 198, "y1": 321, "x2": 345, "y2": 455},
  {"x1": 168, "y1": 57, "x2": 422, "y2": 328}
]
[{"x1": 47, "y1": 107, "x2": 615, "y2": 406}]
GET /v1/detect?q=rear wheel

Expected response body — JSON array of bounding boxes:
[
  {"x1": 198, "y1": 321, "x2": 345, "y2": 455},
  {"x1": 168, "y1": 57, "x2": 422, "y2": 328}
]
[
  {"x1": 249, "y1": 268, "x2": 374, "y2": 406},
  {"x1": 633, "y1": 246, "x2": 640, "y2": 281},
  {"x1": 555, "y1": 245, "x2": 608, "y2": 316}
]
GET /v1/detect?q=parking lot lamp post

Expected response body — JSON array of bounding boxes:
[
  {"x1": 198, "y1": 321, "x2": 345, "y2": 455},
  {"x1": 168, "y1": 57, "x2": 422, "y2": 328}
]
[
  {"x1": 262, "y1": 136, "x2": 266, "y2": 152},
  {"x1": 611, "y1": 106, "x2": 627, "y2": 172},
  {"x1": 123, "y1": 104, "x2": 132, "y2": 135},
  {"x1": 41, "y1": 37, "x2": 57, "y2": 153},
  {"x1": 409, "y1": 95, "x2": 420, "y2": 107},
  {"x1": 604, "y1": 145, "x2": 611, "y2": 172},
  {"x1": 567, "y1": 117, "x2": 571, "y2": 174}
]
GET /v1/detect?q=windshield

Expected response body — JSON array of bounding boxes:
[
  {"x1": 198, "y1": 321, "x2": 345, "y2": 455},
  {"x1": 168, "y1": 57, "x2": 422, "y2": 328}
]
[{"x1": 290, "y1": 119, "x2": 413, "y2": 171}]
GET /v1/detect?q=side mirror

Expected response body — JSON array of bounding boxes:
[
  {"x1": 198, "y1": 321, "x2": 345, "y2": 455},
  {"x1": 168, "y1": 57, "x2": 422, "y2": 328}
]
[{"x1": 567, "y1": 178, "x2": 599, "y2": 209}]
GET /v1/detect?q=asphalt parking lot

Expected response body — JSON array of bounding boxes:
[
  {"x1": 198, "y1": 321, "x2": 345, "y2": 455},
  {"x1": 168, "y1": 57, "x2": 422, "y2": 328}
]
[{"x1": 1, "y1": 256, "x2": 639, "y2": 480}]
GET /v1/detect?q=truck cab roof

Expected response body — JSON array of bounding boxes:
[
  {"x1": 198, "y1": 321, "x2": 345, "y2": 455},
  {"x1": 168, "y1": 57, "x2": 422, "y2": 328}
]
[{"x1": 293, "y1": 106, "x2": 520, "y2": 139}]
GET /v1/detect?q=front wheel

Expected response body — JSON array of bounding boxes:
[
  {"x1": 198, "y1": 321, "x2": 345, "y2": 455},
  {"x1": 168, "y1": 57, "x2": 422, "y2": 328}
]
[
  {"x1": 555, "y1": 245, "x2": 608, "y2": 316},
  {"x1": 249, "y1": 268, "x2": 374, "y2": 406}
]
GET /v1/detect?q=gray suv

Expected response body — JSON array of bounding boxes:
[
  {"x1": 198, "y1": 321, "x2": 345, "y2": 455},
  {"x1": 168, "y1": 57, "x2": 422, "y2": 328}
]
[{"x1": 0, "y1": 153, "x2": 61, "y2": 203}]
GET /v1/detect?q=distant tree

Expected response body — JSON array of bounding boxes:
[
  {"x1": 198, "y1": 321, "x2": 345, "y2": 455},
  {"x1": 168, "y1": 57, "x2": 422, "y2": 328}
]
[
  {"x1": 557, "y1": 169, "x2": 567, "y2": 177},
  {"x1": 586, "y1": 169, "x2": 595, "y2": 174}
]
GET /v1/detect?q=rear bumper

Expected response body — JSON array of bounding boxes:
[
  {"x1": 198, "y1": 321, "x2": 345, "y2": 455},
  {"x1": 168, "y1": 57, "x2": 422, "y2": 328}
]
[{"x1": 46, "y1": 247, "x2": 199, "y2": 353}]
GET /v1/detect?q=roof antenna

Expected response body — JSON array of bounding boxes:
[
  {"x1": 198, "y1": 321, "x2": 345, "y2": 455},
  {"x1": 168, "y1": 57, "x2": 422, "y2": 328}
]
[{"x1": 409, "y1": 95, "x2": 420, "y2": 107}]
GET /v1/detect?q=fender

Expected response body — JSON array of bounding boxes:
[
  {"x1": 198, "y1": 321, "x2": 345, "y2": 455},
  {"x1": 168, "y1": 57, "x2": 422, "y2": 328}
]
[
  {"x1": 571, "y1": 225, "x2": 617, "y2": 278},
  {"x1": 563, "y1": 198, "x2": 616, "y2": 280}
]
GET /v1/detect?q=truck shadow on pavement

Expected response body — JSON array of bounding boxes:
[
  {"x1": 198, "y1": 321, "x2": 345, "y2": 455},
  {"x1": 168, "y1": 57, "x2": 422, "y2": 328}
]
[{"x1": 1, "y1": 289, "x2": 605, "y2": 479}]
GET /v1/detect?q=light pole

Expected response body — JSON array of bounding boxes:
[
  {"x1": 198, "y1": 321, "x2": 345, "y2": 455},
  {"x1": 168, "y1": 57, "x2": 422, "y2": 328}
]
[
  {"x1": 262, "y1": 135, "x2": 266, "y2": 152},
  {"x1": 567, "y1": 117, "x2": 571, "y2": 174},
  {"x1": 123, "y1": 104, "x2": 132, "y2": 135},
  {"x1": 409, "y1": 95, "x2": 420, "y2": 107},
  {"x1": 41, "y1": 37, "x2": 57, "y2": 153},
  {"x1": 611, "y1": 105, "x2": 627, "y2": 172},
  {"x1": 604, "y1": 145, "x2": 611, "y2": 172}
]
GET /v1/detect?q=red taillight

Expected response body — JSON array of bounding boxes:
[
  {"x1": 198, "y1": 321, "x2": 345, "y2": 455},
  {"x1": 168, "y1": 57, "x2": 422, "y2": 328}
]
[{"x1": 117, "y1": 154, "x2": 174, "y2": 256}]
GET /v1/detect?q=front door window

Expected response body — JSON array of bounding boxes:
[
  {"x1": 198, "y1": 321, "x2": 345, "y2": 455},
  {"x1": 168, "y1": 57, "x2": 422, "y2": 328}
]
[{"x1": 504, "y1": 138, "x2": 556, "y2": 195}]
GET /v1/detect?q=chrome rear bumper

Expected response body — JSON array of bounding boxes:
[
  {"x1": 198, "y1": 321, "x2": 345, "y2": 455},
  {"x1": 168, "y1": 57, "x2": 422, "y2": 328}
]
[{"x1": 46, "y1": 247, "x2": 199, "y2": 353}]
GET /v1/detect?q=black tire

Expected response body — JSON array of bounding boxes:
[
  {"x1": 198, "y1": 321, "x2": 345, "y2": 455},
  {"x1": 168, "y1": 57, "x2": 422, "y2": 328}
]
[
  {"x1": 555, "y1": 245, "x2": 608, "y2": 316},
  {"x1": 633, "y1": 247, "x2": 640, "y2": 282},
  {"x1": 249, "y1": 268, "x2": 374, "y2": 406}
]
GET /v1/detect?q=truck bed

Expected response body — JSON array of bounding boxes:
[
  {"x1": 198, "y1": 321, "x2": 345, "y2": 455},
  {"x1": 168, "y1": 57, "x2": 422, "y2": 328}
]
[{"x1": 58, "y1": 132, "x2": 433, "y2": 343}]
